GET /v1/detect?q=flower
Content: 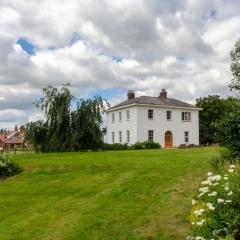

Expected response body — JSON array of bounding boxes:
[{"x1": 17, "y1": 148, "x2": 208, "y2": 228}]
[
  {"x1": 230, "y1": 164, "x2": 235, "y2": 168},
  {"x1": 217, "y1": 198, "x2": 224, "y2": 203},
  {"x1": 206, "y1": 202, "x2": 215, "y2": 211},
  {"x1": 208, "y1": 172, "x2": 213, "y2": 176},
  {"x1": 208, "y1": 191, "x2": 217, "y2": 196},
  {"x1": 224, "y1": 186, "x2": 230, "y2": 191},
  {"x1": 228, "y1": 169, "x2": 234, "y2": 173},
  {"x1": 194, "y1": 209, "x2": 205, "y2": 216},
  {"x1": 228, "y1": 191, "x2": 233, "y2": 196},
  {"x1": 192, "y1": 199, "x2": 196, "y2": 205}
]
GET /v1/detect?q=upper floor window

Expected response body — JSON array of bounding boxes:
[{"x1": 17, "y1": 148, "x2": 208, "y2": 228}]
[
  {"x1": 184, "y1": 131, "x2": 189, "y2": 143},
  {"x1": 112, "y1": 132, "x2": 115, "y2": 143},
  {"x1": 126, "y1": 130, "x2": 130, "y2": 143},
  {"x1": 148, "y1": 130, "x2": 154, "y2": 141},
  {"x1": 148, "y1": 109, "x2": 154, "y2": 120},
  {"x1": 126, "y1": 110, "x2": 130, "y2": 120},
  {"x1": 119, "y1": 112, "x2": 122, "y2": 122},
  {"x1": 182, "y1": 112, "x2": 191, "y2": 121},
  {"x1": 166, "y1": 111, "x2": 172, "y2": 120},
  {"x1": 112, "y1": 113, "x2": 115, "y2": 123}
]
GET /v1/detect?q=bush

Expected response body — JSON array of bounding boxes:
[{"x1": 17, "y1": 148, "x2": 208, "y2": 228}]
[
  {"x1": 0, "y1": 154, "x2": 23, "y2": 177},
  {"x1": 103, "y1": 141, "x2": 161, "y2": 151},
  {"x1": 130, "y1": 142, "x2": 145, "y2": 150},
  {"x1": 211, "y1": 148, "x2": 233, "y2": 170},
  {"x1": 102, "y1": 143, "x2": 129, "y2": 151},
  {"x1": 142, "y1": 141, "x2": 161, "y2": 149},
  {"x1": 187, "y1": 164, "x2": 240, "y2": 240}
]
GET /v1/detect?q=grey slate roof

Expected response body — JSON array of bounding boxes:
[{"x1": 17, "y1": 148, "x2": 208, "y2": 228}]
[{"x1": 108, "y1": 96, "x2": 197, "y2": 111}]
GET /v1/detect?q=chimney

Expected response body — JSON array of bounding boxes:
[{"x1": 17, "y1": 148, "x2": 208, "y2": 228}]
[
  {"x1": 127, "y1": 90, "x2": 135, "y2": 100},
  {"x1": 159, "y1": 89, "x2": 167, "y2": 99}
]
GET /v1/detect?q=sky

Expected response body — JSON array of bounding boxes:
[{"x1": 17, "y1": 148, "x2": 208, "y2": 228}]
[{"x1": 0, "y1": 0, "x2": 240, "y2": 129}]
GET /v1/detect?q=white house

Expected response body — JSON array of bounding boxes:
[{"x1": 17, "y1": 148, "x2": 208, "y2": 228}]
[{"x1": 105, "y1": 89, "x2": 201, "y2": 148}]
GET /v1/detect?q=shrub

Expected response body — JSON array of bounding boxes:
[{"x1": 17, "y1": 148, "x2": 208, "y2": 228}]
[
  {"x1": 187, "y1": 164, "x2": 240, "y2": 240},
  {"x1": 129, "y1": 142, "x2": 144, "y2": 150},
  {"x1": 0, "y1": 154, "x2": 23, "y2": 177},
  {"x1": 102, "y1": 143, "x2": 129, "y2": 151},
  {"x1": 142, "y1": 141, "x2": 161, "y2": 149},
  {"x1": 211, "y1": 148, "x2": 233, "y2": 170}
]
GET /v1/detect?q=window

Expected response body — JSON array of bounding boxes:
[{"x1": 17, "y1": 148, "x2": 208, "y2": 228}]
[
  {"x1": 182, "y1": 112, "x2": 191, "y2": 121},
  {"x1": 148, "y1": 109, "x2": 154, "y2": 120},
  {"x1": 119, "y1": 112, "x2": 122, "y2": 122},
  {"x1": 126, "y1": 130, "x2": 130, "y2": 143},
  {"x1": 119, "y1": 131, "x2": 122, "y2": 143},
  {"x1": 148, "y1": 130, "x2": 154, "y2": 141},
  {"x1": 166, "y1": 111, "x2": 172, "y2": 120},
  {"x1": 126, "y1": 110, "x2": 130, "y2": 120},
  {"x1": 112, "y1": 113, "x2": 115, "y2": 123},
  {"x1": 112, "y1": 132, "x2": 115, "y2": 143},
  {"x1": 184, "y1": 131, "x2": 189, "y2": 143}
]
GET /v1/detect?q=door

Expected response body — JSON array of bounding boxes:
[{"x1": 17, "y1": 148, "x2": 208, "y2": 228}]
[{"x1": 165, "y1": 131, "x2": 173, "y2": 148}]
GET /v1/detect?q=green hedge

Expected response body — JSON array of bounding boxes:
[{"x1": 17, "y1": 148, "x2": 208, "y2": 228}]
[{"x1": 102, "y1": 141, "x2": 161, "y2": 151}]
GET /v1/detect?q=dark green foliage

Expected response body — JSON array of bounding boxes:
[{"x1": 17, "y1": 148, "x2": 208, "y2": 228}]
[
  {"x1": 142, "y1": 141, "x2": 161, "y2": 149},
  {"x1": 102, "y1": 143, "x2": 129, "y2": 150},
  {"x1": 131, "y1": 142, "x2": 145, "y2": 150},
  {"x1": 196, "y1": 95, "x2": 240, "y2": 144},
  {"x1": 102, "y1": 141, "x2": 161, "y2": 151},
  {"x1": 230, "y1": 39, "x2": 240, "y2": 91},
  {"x1": 219, "y1": 109, "x2": 240, "y2": 158},
  {"x1": 26, "y1": 85, "x2": 107, "y2": 152},
  {"x1": 0, "y1": 154, "x2": 23, "y2": 177},
  {"x1": 196, "y1": 95, "x2": 225, "y2": 144},
  {"x1": 25, "y1": 121, "x2": 48, "y2": 152}
]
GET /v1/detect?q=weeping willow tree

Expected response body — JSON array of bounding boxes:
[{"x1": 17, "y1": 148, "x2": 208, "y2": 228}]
[
  {"x1": 70, "y1": 96, "x2": 105, "y2": 151},
  {"x1": 26, "y1": 84, "x2": 107, "y2": 152}
]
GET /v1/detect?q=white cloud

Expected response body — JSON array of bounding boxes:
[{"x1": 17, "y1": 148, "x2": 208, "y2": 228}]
[{"x1": 0, "y1": 0, "x2": 239, "y2": 129}]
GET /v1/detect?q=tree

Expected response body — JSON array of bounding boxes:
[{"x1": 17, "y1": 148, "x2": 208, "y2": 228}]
[
  {"x1": 196, "y1": 96, "x2": 240, "y2": 145},
  {"x1": 219, "y1": 109, "x2": 240, "y2": 158},
  {"x1": 36, "y1": 84, "x2": 72, "y2": 152},
  {"x1": 196, "y1": 95, "x2": 225, "y2": 144},
  {"x1": 27, "y1": 84, "x2": 107, "y2": 152},
  {"x1": 25, "y1": 121, "x2": 48, "y2": 152},
  {"x1": 230, "y1": 39, "x2": 240, "y2": 91}
]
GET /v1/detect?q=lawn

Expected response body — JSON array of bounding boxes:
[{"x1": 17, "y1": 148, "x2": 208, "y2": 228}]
[{"x1": 0, "y1": 148, "x2": 218, "y2": 240}]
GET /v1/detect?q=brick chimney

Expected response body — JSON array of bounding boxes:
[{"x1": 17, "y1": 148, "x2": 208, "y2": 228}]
[
  {"x1": 159, "y1": 89, "x2": 167, "y2": 99},
  {"x1": 127, "y1": 90, "x2": 135, "y2": 100}
]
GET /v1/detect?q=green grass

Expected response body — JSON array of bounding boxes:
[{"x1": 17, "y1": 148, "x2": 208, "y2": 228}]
[{"x1": 0, "y1": 148, "x2": 218, "y2": 240}]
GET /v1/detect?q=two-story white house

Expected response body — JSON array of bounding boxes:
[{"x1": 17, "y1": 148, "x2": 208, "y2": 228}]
[{"x1": 105, "y1": 89, "x2": 201, "y2": 148}]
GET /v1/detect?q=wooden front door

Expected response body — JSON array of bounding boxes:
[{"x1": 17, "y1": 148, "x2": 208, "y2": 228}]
[{"x1": 165, "y1": 131, "x2": 173, "y2": 148}]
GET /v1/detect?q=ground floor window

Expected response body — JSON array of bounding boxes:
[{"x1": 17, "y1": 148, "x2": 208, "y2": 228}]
[
  {"x1": 148, "y1": 130, "x2": 154, "y2": 141},
  {"x1": 119, "y1": 131, "x2": 122, "y2": 143},
  {"x1": 184, "y1": 131, "x2": 189, "y2": 143},
  {"x1": 126, "y1": 130, "x2": 130, "y2": 143},
  {"x1": 112, "y1": 132, "x2": 115, "y2": 143}
]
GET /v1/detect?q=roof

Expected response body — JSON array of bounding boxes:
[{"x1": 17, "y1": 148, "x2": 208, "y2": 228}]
[
  {"x1": 0, "y1": 135, "x2": 7, "y2": 142},
  {"x1": 4, "y1": 137, "x2": 24, "y2": 145},
  {"x1": 107, "y1": 96, "x2": 198, "y2": 111}
]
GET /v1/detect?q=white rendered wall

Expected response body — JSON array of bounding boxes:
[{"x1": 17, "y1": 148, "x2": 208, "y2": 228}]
[
  {"x1": 106, "y1": 106, "x2": 138, "y2": 144},
  {"x1": 137, "y1": 106, "x2": 199, "y2": 147}
]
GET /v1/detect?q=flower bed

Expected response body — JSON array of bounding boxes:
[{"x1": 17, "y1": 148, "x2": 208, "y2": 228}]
[{"x1": 187, "y1": 164, "x2": 240, "y2": 240}]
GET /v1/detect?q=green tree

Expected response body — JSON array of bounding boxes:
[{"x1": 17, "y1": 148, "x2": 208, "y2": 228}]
[
  {"x1": 28, "y1": 84, "x2": 107, "y2": 152},
  {"x1": 230, "y1": 39, "x2": 240, "y2": 91},
  {"x1": 25, "y1": 121, "x2": 48, "y2": 152},
  {"x1": 196, "y1": 95, "x2": 225, "y2": 144},
  {"x1": 36, "y1": 84, "x2": 72, "y2": 152}
]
